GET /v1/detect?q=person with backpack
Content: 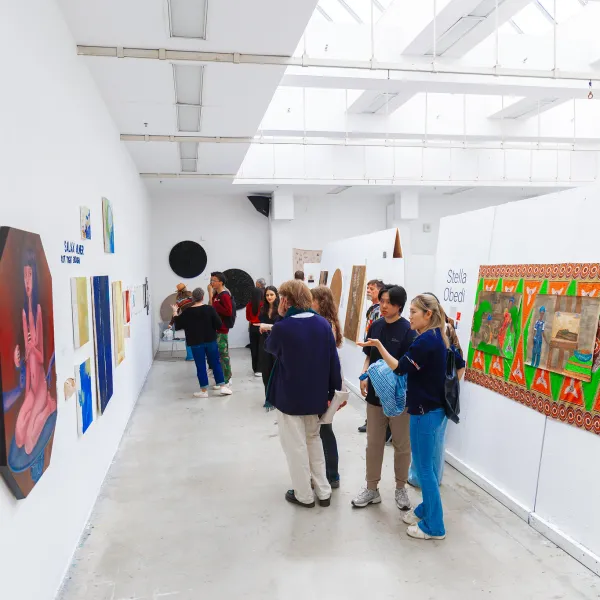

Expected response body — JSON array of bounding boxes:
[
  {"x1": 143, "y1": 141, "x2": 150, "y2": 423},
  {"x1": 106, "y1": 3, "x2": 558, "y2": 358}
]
[
  {"x1": 208, "y1": 272, "x2": 234, "y2": 389},
  {"x1": 360, "y1": 293, "x2": 465, "y2": 541}
]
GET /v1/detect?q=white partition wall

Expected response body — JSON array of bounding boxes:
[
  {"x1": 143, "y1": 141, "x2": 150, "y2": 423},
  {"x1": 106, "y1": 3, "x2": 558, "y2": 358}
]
[{"x1": 434, "y1": 186, "x2": 600, "y2": 574}]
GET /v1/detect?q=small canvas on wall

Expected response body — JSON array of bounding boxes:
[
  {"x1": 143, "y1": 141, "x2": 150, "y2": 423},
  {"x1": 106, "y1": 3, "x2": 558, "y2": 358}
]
[
  {"x1": 123, "y1": 289, "x2": 131, "y2": 324},
  {"x1": 102, "y1": 197, "x2": 115, "y2": 254},
  {"x1": 80, "y1": 206, "x2": 91, "y2": 240},
  {"x1": 112, "y1": 281, "x2": 126, "y2": 366},
  {"x1": 76, "y1": 359, "x2": 94, "y2": 436},
  {"x1": 71, "y1": 276, "x2": 90, "y2": 349},
  {"x1": 343, "y1": 266, "x2": 367, "y2": 343}
]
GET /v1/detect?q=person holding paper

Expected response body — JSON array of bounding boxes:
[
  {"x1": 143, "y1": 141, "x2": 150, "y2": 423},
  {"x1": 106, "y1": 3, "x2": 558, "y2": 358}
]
[
  {"x1": 265, "y1": 280, "x2": 342, "y2": 508},
  {"x1": 311, "y1": 286, "x2": 344, "y2": 489}
]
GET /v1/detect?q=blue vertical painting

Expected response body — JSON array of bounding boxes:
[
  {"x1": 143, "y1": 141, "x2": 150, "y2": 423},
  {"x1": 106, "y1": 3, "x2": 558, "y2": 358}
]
[
  {"x1": 91, "y1": 276, "x2": 113, "y2": 413},
  {"x1": 76, "y1": 359, "x2": 94, "y2": 435}
]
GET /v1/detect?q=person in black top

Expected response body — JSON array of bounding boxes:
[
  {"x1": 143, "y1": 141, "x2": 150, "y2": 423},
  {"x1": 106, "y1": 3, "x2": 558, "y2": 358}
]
[
  {"x1": 258, "y1": 286, "x2": 281, "y2": 410},
  {"x1": 360, "y1": 293, "x2": 465, "y2": 541},
  {"x1": 172, "y1": 288, "x2": 232, "y2": 398},
  {"x1": 351, "y1": 286, "x2": 416, "y2": 511}
]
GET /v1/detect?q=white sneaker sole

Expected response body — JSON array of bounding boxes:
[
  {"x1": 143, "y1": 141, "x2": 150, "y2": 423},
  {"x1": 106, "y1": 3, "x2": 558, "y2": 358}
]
[
  {"x1": 406, "y1": 524, "x2": 445, "y2": 540},
  {"x1": 220, "y1": 388, "x2": 233, "y2": 396},
  {"x1": 402, "y1": 510, "x2": 420, "y2": 525},
  {"x1": 193, "y1": 393, "x2": 208, "y2": 399},
  {"x1": 351, "y1": 495, "x2": 382, "y2": 508}
]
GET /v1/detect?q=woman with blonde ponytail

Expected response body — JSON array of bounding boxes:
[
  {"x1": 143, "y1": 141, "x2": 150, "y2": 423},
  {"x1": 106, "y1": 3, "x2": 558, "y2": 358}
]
[{"x1": 360, "y1": 293, "x2": 465, "y2": 541}]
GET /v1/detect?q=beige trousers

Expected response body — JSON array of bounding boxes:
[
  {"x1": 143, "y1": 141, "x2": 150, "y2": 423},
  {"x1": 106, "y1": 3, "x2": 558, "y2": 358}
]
[{"x1": 366, "y1": 403, "x2": 411, "y2": 490}]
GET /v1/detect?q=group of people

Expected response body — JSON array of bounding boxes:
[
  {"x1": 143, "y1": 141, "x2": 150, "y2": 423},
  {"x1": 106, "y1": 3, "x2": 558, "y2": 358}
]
[
  {"x1": 171, "y1": 272, "x2": 236, "y2": 397},
  {"x1": 172, "y1": 270, "x2": 465, "y2": 541},
  {"x1": 263, "y1": 277, "x2": 465, "y2": 541}
]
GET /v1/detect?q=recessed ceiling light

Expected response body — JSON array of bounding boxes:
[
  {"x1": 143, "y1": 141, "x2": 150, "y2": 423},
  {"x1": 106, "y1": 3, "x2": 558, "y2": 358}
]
[
  {"x1": 179, "y1": 142, "x2": 198, "y2": 160},
  {"x1": 327, "y1": 186, "x2": 352, "y2": 195},
  {"x1": 177, "y1": 105, "x2": 201, "y2": 133},
  {"x1": 168, "y1": 0, "x2": 208, "y2": 40}
]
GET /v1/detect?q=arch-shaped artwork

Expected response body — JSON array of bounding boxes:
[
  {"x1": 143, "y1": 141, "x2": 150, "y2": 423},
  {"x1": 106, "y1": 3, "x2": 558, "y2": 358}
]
[
  {"x1": 0, "y1": 227, "x2": 57, "y2": 499},
  {"x1": 224, "y1": 269, "x2": 254, "y2": 310},
  {"x1": 169, "y1": 241, "x2": 208, "y2": 279},
  {"x1": 330, "y1": 269, "x2": 343, "y2": 309},
  {"x1": 160, "y1": 293, "x2": 178, "y2": 323}
]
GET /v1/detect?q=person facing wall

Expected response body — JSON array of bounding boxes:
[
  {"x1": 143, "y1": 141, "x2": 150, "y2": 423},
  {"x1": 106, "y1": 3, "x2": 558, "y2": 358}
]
[
  {"x1": 265, "y1": 279, "x2": 342, "y2": 508},
  {"x1": 294, "y1": 271, "x2": 305, "y2": 281},
  {"x1": 246, "y1": 286, "x2": 264, "y2": 377}
]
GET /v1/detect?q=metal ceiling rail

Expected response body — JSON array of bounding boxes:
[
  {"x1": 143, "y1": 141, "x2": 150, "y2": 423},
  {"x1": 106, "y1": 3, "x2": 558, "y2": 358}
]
[{"x1": 78, "y1": 45, "x2": 600, "y2": 84}]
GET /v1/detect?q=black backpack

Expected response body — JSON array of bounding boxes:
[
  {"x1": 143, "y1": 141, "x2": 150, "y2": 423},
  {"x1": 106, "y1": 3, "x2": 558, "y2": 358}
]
[
  {"x1": 443, "y1": 348, "x2": 461, "y2": 424},
  {"x1": 220, "y1": 291, "x2": 237, "y2": 329}
]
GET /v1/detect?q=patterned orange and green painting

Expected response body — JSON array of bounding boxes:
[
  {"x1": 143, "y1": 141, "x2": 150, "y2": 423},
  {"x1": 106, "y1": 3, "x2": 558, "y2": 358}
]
[{"x1": 466, "y1": 263, "x2": 600, "y2": 437}]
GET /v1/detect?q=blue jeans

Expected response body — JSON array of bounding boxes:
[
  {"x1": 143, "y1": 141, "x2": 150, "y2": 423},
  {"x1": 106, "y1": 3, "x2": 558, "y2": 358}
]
[
  {"x1": 410, "y1": 408, "x2": 446, "y2": 537},
  {"x1": 186, "y1": 345, "x2": 194, "y2": 361},
  {"x1": 531, "y1": 337, "x2": 543, "y2": 368},
  {"x1": 190, "y1": 342, "x2": 225, "y2": 389},
  {"x1": 408, "y1": 417, "x2": 448, "y2": 487}
]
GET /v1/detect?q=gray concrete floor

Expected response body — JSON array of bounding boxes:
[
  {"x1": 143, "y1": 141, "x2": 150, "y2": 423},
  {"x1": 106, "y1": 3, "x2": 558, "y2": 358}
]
[{"x1": 59, "y1": 349, "x2": 600, "y2": 600}]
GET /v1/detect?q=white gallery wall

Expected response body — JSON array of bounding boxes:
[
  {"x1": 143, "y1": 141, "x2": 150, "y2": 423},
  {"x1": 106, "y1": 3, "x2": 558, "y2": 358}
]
[
  {"x1": 434, "y1": 187, "x2": 600, "y2": 573},
  {"x1": 0, "y1": 2, "x2": 154, "y2": 600},
  {"x1": 150, "y1": 194, "x2": 271, "y2": 350}
]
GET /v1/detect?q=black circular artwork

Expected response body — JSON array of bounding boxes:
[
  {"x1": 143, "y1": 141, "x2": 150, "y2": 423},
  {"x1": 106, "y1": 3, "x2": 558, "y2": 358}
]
[
  {"x1": 224, "y1": 268, "x2": 254, "y2": 310},
  {"x1": 169, "y1": 241, "x2": 207, "y2": 279}
]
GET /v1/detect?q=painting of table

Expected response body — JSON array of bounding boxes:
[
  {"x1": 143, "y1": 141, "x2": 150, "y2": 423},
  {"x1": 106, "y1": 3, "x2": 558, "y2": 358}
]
[
  {"x1": 343, "y1": 266, "x2": 367, "y2": 343},
  {"x1": 92, "y1": 275, "x2": 113, "y2": 413},
  {"x1": 0, "y1": 227, "x2": 57, "y2": 499}
]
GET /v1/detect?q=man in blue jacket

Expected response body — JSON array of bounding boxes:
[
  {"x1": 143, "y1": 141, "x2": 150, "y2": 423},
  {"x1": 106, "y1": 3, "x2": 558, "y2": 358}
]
[{"x1": 265, "y1": 279, "x2": 342, "y2": 508}]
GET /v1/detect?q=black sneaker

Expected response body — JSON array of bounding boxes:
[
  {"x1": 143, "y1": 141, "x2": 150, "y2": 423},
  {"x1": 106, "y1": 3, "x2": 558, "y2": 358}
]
[{"x1": 358, "y1": 421, "x2": 367, "y2": 433}]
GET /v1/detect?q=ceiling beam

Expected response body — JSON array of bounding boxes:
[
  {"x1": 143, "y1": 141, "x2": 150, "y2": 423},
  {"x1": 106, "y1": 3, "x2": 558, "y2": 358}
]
[
  {"x1": 76, "y1": 45, "x2": 600, "y2": 83},
  {"x1": 346, "y1": 91, "x2": 414, "y2": 114},
  {"x1": 488, "y1": 98, "x2": 569, "y2": 120}
]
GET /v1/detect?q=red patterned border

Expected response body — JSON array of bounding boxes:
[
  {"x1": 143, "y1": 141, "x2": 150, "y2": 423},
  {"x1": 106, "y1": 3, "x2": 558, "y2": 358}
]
[
  {"x1": 478, "y1": 263, "x2": 600, "y2": 281},
  {"x1": 465, "y1": 369, "x2": 600, "y2": 436}
]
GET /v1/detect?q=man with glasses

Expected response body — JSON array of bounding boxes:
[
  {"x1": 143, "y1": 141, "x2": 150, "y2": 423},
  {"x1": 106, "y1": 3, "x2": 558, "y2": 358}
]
[{"x1": 208, "y1": 272, "x2": 233, "y2": 389}]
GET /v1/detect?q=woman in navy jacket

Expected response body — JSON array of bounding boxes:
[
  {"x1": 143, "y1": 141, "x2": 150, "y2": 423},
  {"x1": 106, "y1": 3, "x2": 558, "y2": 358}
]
[
  {"x1": 360, "y1": 294, "x2": 465, "y2": 540},
  {"x1": 265, "y1": 280, "x2": 342, "y2": 508}
]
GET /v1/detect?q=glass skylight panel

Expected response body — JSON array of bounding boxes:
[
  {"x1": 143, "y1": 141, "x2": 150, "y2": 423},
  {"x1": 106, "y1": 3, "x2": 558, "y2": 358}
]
[
  {"x1": 512, "y1": 3, "x2": 553, "y2": 34},
  {"x1": 318, "y1": 0, "x2": 358, "y2": 23},
  {"x1": 540, "y1": 0, "x2": 584, "y2": 22}
]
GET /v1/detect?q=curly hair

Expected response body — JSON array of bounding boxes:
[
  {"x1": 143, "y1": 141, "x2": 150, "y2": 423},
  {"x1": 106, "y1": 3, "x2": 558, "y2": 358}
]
[{"x1": 311, "y1": 286, "x2": 343, "y2": 348}]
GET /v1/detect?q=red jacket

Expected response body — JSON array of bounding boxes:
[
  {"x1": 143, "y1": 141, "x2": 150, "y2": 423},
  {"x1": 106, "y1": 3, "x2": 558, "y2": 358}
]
[
  {"x1": 246, "y1": 302, "x2": 263, "y2": 325},
  {"x1": 212, "y1": 291, "x2": 233, "y2": 333}
]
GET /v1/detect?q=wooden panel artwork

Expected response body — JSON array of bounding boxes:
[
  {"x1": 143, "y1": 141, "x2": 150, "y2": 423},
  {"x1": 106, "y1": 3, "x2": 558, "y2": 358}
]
[
  {"x1": 343, "y1": 266, "x2": 367, "y2": 343},
  {"x1": 330, "y1": 269, "x2": 343, "y2": 309}
]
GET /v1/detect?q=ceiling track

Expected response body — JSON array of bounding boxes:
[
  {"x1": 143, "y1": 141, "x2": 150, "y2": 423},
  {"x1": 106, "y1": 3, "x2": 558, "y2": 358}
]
[
  {"x1": 121, "y1": 134, "x2": 600, "y2": 151},
  {"x1": 77, "y1": 45, "x2": 600, "y2": 84}
]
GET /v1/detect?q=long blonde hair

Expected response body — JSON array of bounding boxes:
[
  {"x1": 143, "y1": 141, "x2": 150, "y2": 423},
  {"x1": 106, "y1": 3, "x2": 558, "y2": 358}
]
[{"x1": 412, "y1": 294, "x2": 449, "y2": 348}]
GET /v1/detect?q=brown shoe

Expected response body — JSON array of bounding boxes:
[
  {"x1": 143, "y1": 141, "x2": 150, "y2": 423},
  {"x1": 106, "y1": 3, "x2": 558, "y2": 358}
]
[{"x1": 285, "y1": 490, "x2": 315, "y2": 508}]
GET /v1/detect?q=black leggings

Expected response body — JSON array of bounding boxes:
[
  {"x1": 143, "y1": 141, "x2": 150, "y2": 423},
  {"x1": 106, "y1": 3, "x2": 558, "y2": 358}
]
[
  {"x1": 259, "y1": 335, "x2": 276, "y2": 390},
  {"x1": 249, "y1": 326, "x2": 261, "y2": 373},
  {"x1": 320, "y1": 424, "x2": 339, "y2": 483}
]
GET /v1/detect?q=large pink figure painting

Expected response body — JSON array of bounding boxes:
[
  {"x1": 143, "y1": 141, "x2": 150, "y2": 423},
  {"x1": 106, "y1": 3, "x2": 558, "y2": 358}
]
[{"x1": 0, "y1": 227, "x2": 57, "y2": 499}]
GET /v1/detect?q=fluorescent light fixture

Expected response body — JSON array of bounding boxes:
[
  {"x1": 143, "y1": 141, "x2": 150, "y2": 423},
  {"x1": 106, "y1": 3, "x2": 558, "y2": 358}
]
[
  {"x1": 470, "y1": 0, "x2": 509, "y2": 18},
  {"x1": 181, "y1": 159, "x2": 198, "y2": 172},
  {"x1": 444, "y1": 187, "x2": 475, "y2": 195},
  {"x1": 179, "y1": 141, "x2": 198, "y2": 160},
  {"x1": 168, "y1": 0, "x2": 208, "y2": 40},
  {"x1": 173, "y1": 64, "x2": 203, "y2": 105},
  {"x1": 327, "y1": 185, "x2": 352, "y2": 194},
  {"x1": 426, "y1": 16, "x2": 484, "y2": 55},
  {"x1": 177, "y1": 105, "x2": 201, "y2": 132}
]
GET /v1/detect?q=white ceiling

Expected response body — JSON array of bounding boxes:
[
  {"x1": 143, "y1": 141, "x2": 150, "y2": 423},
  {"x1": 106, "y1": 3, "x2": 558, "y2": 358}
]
[{"x1": 58, "y1": 0, "x2": 320, "y2": 177}]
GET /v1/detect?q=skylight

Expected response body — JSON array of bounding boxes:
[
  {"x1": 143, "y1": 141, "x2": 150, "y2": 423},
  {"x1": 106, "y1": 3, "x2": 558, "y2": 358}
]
[
  {"x1": 511, "y1": 0, "x2": 585, "y2": 34},
  {"x1": 316, "y1": 0, "x2": 393, "y2": 24}
]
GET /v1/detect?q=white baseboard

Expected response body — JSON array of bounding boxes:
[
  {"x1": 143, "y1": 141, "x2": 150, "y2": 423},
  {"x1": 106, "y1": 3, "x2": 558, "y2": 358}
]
[
  {"x1": 445, "y1": 451, "x2": 531, "y2": 521},
  {"x1": 529, "y1": 513, "x2": 600, "y2": 577},
  {"x1": 446, "y1": 450, "x2": 600, "y2": 577}
]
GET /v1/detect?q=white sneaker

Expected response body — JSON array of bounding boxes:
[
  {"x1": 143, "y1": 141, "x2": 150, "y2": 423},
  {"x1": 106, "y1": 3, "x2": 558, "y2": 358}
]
[
  {"x1": 406, "y1": 524, "x2": 445, "y2": 540},
  {"x1": 402, "y1": 509, "x2": 420, "y2": 525},
  {"x1": 220, "y1": 386, "x2": 233, "y2": 396},
  {"x1": 395, "y1": 487, "x2": 412, "y2": 511},
  {"x1": 212, "y1": 384, "x2": 223, "y2": 390},
  {"x1": 254, "y1": 372, "x2": 262, "y2": 377},
  {"x1": 193, "y1": 391, "x2": 209, "y2": 399},
  {"x1": 351, "y1": 488, "x2": 382, "y2": 508}
]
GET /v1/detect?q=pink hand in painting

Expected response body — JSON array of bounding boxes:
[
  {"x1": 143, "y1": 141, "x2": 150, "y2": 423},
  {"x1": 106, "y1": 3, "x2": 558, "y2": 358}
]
[{"x1": 14, "y1": 261, "x2": 57, "y2": 455}]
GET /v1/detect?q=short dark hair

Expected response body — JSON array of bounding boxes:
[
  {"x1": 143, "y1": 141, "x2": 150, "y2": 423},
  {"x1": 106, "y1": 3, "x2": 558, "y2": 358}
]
[
  {"x1": 379, "y1": 285, "x2": 407, "y2": 312},
  {"x1": 367, "y1": 279, "x2": 385, "y2": 290},
  {"x1": 294, "y1": 270, "x2": 305, "y2": 280},
  {"x1": 211, "y1": 271, "x2": 226, "y2": 285}
]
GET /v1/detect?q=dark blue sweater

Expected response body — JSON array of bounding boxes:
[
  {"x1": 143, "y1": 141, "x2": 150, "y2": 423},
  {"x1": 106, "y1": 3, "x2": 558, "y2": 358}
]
[
  {"x1": 394, "y1": 328, "x2": 465, "y2": 415},
  {"x1": 265, "y1": 312, "x2": 342, "y2": 416}
]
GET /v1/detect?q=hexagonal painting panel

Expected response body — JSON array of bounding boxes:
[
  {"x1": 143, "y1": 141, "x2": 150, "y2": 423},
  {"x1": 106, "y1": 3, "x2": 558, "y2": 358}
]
[{"x1": 0, "y1": 227, "x2": 57, "y2": 499}]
